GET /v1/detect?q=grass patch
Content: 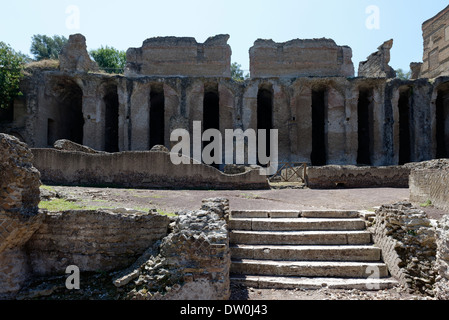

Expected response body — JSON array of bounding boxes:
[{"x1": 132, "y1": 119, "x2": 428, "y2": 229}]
[
  {"x1": 40, "y1": 185, "x2": 56, "y2": 192},
  {"x1": 39, "y1": 198, "x2": 116, "y2": 212},
  {"x1": 420, "y1": 200, "x2": 432, "y2": 208},
  {"x1": 132, "y1": 207, "x2": 177, "y2": 217},
  {"x1": 239, "y1": 193, "x2": 262, "y2": 200},
  {"x1": 39, "y1": 198, "x2": 87, "y2": 212},
  {"x1": 156, "y1": 209, "x2": 177, "y2": 217}
]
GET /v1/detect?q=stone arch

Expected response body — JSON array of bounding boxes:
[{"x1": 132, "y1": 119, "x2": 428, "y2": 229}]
[
  {"x1": 149, "y1": 83, "x2": 165, "y2": 149},
  {"x1": 100, "y1": 82, "x2": 119, "y2": 152},
  {"x1": 398, "y1": 85, "x2": 412, "y2": 165},
  {"x1": 435, "y1": 82, "x2": 449, "y2": 159},
  {"x1": 310, "y1": 84, "x2": 327, "y2": 166},
  {"x1": 257, "y1": 83, "x2": 273, "y2": 164},
  {"x1": 48, "y1": 77, "x2": 84, "y2": 146},
  {"x1": 356, "y1": 85, "x2": 374, "y2": 166}
]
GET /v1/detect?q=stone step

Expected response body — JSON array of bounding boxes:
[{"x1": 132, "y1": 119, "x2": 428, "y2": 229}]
[
  {"x1": 230, "y1": 230, "x2": 372, "y2": 245},
  {"x1": 231, "y1": 259, "x2": 389, "y2": 278},
  {"x1": 230, "y1": 244, "x2": 381, "y2": 262},
  {"x1": 231, "y1": 210, "x2": 360, "y2": 219},
  {"x1": 230, "y1": 275, "x2": 399, "y2": 291},
  {"x1": 229, "y1": 218, "x2": 366, "y2": 231}
]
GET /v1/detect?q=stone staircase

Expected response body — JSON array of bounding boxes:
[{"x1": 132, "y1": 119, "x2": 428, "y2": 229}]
[{"x1": 229, "y1": 209, "x2": 398, "y2": 290}]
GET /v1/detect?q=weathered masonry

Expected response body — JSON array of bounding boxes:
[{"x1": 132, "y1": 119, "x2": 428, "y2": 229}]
[{"x1": 2, "y1": 5, "x2": 449, "y2": 167}]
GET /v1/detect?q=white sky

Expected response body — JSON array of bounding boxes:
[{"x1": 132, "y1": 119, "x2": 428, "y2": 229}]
[{"x1": 1, "y1": 0, "x2": 448, "y2": 73}]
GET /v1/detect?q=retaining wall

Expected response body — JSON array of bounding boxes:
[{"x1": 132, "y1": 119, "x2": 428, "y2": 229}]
[{"x1": 31, "y1": 149, "x2": 269, "y2": 190}]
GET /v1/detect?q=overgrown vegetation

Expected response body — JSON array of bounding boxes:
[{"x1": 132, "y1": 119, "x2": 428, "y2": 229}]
[
  {"x1": 231, "y1": 62, "x2": 249, "y2": 82},
  {"x1": 90, "y1": 46, "x2": 126, "y2": 74},
  {"x1": 0, "y1": 42, "x2": 25, "y2": 109},
  {"x1": 396, "y1": 68, "x2": 411, "y2": 80},
  {"x1": 30, "y1": 35, "x2": 68, "y2": 61}
]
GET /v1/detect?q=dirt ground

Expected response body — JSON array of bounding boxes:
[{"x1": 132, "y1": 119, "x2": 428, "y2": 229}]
[
  {"x1": 45, "y1": 184, "x2": 447, "y2": 221},
  {"x1": 39, "y1": 184, "x2": 448, "y2": 300}
]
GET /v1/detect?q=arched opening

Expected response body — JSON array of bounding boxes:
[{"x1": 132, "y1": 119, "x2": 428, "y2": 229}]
[
  {"x1": 51, "y1": 79, "x2": 84, "y2": 145},
  {"x1": 149, "y1": 84, "x2": 165, "y2": 149},
  {"x1": 203, "y1": 84, "x2": 220, "y2": 167},
  {"x1": 0, "y1": 100, "x2": 14, "y2": 123},
  {"x1": 311, "y1": 89, "x2": 327, "y2": 166},
  {"x1": 436, "y1": 83, "x2": 449, "y2": 159},
  {"x1": 357, "y1": 88, "x2": 373, "y2": 166},
  {"x1": 104, "y1": 86, "x2": 119, "y2": 152},
  {"x1": 398, "y1": 87, "x2": 411, "y2": 165},
  {"x1": 47, "y1": 118, "x2": 56, "y2": 146},
  {"x1": 257, "y1": 86, "x2": 273, "y2": 165}
]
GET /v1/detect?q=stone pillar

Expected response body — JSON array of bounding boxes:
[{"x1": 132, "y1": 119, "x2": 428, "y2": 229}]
[
  {"x1": 290, "y1": 80, "x2": 312, "y2": 163},
  {"x1": 344, "y1": 85, "x2": 359, "y2": 165},
  {"x1": 326, "y1": 85, "x2": 346, "y2": 164},
  {"x1": 130, "y1": 82, "x2": 151, "y2": 150}
]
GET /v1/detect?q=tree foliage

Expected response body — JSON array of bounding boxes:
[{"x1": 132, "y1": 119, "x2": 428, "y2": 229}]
[
  {"x1": 0, "y1": 42, "x2": 24, "y2": 109},
  {"x1": 30, "y1": 34, "x2": 68, "y2": 61},
  {"x1": 90, "y1": 46, "x2": 126, "y2": 74},
  {"x1": 231, "y1": 62, "x2": 249, "y2": 81},
  {"x1": 396, "y1": 68, "x2": 411, "y2": 80}
]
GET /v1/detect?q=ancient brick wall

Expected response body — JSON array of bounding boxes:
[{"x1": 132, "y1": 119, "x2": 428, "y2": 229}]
[
  {"x1": 0, "y1": 134, "x2": 44, "y2": 299},
  {"x1": 371, "y1": 202, "x2": 437, "y2": 295},
  {"x1": 31, "y1": 148, "x2": 269, "y2": 190},
  {"x1": 306, "y1": 165, "x2": 411, "y2": 189},
  {"x1": 26, "y1": 209, "x2": 170, "y2": 275},
  {"x1": 421, "y1": 5, "x2": 449, "y2": 78},
  {"x1": 113, "y1": 198, "x2": 231, "y2": 300},
  {"x1": 435, "y1": 215, "x2": 449, "y2": 299},
  {"x1": 125, "y1": 35, "x2": 231, "y2": 78},
  {"x1": 409, "y1": 166, "x2": 449, "y2": 212},
  {"x1": 249, "y1": 38, "x2": 354, "y2": 78}
]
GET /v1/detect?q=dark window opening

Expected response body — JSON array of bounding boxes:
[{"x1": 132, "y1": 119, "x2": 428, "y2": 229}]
[
  {"x1": 203, "y1": 88, "x2": 220, "y2": 167},
  {"x1": 398, "y1": 89, "x2": 411, "y2": 165},
  {"x1": 59, "y1": 82, "x2": 84, "y2": 144},
  {"x1": 357, "y1": 89, "x2": 372, "y2": 166},
  {"x1": 311, "y1": 89, "x2": 326, "y2": 166},
  {"x1": 104, "y1": 88, "x2": 119, "y2": 152},
  {"x1": 257, "y1": 87, "x2": 273, "y2": 165},
  {"x1": 47, "y1": 119, "x2": 55, "y2": 146},
  {"x1": 0, "y1": 100, "x2": 14, "y2": 122},
  {"x1": 436, "y1": 88, "x2": 449, "y2": 159},
  {"x1": 149, "y1": 85, "x2": 165, "y2": 149}
]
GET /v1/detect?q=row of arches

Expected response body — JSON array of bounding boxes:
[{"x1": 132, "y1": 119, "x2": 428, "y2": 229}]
[{"x1": 32, "y1": 79, "x2": 449, "y2": 165}]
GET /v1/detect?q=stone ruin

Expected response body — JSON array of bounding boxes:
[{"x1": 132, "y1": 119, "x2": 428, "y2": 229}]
[
  {"x1": 0, "y1": 133, "x2": 231, "y2": 300},
  {"x1": 1, "y1": 132, "x2": 449, "y2": 300},
  {"x1": 2, "y1": 4, "x2": 449, "y2": 301},
  {"x1": 2, "y1": 5, "x2": 449, "y2": 170}
]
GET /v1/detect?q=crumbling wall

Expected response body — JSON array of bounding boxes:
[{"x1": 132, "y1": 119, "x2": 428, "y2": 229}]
[
  {"x1": 113, "y1": 198, "x2": 231, "y2": 300},
  {"x1": 249, "y1": 38, "x2": 354, "y2": 78},
  {"x1": 358, "y1": 40, "x2": 396, "y2": 78},
  {"x1": 371, "y1": 202, "x2": 437, "y2": 295},
  {"x1": 0, "y1": 134, "x2": 44, "y2": 299},
  {"x1": 53, "y1": 139, "x2": 104, "y2": 154},
  {"x1": 59, "y1": 34, "x2": 99, "y2": 73},
  {"x1": 306, "y1": 165, "x2": 411, "y2": 189},
  {"x1": 26, "y1": 209, "x2": 170, "y2": 275},
  {"x1": 421, "y1": 5, "x2": 449, "y2": 79},
  {"x1": 435, "y1": 215, "x2": 449, "y2": 299},
  {"x1": 125, "y1": 35, "x2": 231, "y2": 78},
  {"x1": 31, "y1": 148, "x2": 269, "y2": 190},
  {"x1": 409, "y1": 160, "x2": 449, "y2": 211}
]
